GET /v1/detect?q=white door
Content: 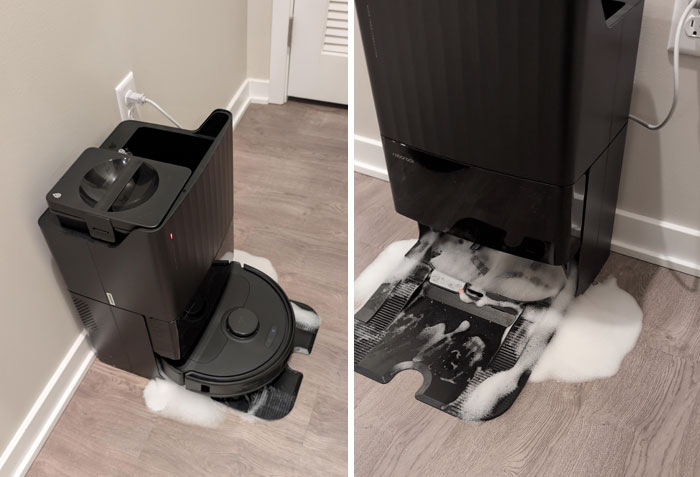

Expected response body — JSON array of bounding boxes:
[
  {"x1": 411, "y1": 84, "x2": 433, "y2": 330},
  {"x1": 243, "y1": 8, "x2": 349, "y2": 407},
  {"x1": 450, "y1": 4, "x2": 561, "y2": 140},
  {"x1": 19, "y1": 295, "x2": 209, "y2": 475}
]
[{"x1": 287, "y1": 0, "x2": 348, "y2": 105}]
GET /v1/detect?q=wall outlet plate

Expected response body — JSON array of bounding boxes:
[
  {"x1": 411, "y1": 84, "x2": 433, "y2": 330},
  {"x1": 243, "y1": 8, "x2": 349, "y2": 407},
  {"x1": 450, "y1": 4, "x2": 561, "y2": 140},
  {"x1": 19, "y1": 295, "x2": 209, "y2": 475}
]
[
  {"x1": 685, "y1": 12, "x2": 700, "y2": 38},
  {"x1": 668, "y1": 0, "x2": 700, "y2": 57},
  {"x1": 115, "y1": 71, "x2": 139, "y2": 121}
]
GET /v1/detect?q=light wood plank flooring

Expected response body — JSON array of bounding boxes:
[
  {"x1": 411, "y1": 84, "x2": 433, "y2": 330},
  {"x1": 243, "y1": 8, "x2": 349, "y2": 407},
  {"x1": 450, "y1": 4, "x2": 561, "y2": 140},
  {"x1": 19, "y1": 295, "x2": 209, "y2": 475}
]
[
  {"x1": 354, "y1": 172, "x2": 700, "y2": 477},
  {"x1": 28, "y1": 101, "x2": 348, "y2": 477}
]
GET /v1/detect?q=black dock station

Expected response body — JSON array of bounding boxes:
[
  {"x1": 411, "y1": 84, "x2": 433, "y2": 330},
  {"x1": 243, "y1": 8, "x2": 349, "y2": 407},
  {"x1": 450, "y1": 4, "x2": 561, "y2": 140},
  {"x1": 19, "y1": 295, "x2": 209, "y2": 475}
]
[
  {"x1": 40, "y1": 110, "x2": 318, "y2": 420},
  {"x1": 355, "y1": 0, "x2": 645, "y2": 420}
]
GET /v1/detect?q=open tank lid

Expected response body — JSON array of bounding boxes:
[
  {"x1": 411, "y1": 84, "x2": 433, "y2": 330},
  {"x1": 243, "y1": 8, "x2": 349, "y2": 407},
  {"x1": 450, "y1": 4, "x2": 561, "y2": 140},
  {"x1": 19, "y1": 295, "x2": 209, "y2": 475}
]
[{"x1": 46, "y1": 147, "x2": 191, "y2": 242}]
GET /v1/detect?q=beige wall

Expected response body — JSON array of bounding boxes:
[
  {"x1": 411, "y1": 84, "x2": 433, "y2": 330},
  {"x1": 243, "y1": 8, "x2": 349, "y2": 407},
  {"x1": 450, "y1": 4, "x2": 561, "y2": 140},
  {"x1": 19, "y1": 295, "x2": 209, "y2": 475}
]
[
  {"x1": 247, "y1": 0, "x2": 273, "y2": 80},
  {"x1": 355, "y1": 0, "x2": 700, "y2": 233},
  {"x1": 0, "y1": 0, "x2": 248, "y2": 453}
]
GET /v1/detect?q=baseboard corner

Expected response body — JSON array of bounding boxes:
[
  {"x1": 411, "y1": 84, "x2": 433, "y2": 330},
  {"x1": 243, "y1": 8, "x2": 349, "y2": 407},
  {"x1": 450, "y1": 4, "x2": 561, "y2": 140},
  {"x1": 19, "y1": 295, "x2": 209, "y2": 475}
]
[
  {"x1": 0, "y1": 333, "x2": 94, "y2": 477},
  {"x1": 227, "y1": 78, "x2": 272, "y2": 128}
]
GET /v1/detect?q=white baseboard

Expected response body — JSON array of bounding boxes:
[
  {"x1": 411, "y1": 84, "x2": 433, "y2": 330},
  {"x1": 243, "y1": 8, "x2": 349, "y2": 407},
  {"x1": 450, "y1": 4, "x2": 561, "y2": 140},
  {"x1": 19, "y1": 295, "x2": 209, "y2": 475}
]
[
  {"x1": 227, "y1": 78, "x2": 271, "y2": 129},
  {"x1": 611, "y1": 209, "x2": 700, "y2": 277},
  {"x1": 354, "y1": 134, "x2": 700, "y2": 278},
  {"x1": 354, "y1": 135, "x2": 388, "y2": 180},
  {"x1": 248, "y1": 79, "x2": 270, "y2": 105},
  {"x1": 0, "y1": 333, "x2": 94, "y2": 477}
]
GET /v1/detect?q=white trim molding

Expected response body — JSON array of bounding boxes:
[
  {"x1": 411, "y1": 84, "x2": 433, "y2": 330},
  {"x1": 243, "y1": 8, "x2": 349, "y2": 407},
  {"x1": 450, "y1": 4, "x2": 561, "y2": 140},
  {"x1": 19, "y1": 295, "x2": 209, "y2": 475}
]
[
  {"x1": 0, "y1": 333, "x2": 94, "y2": 477},
  {"x1": 226, "y1": 78, "x2": 272, "y2": 129},
  {"x1": 611, "y1": 209, "x2": 700, "y2": 277},
  {"x1": 354, "y1": 135, "x2": 387, "y2": 180},
  {"x1": 354, "y1": 134, "x2": 700, "y2": 278},
  {"x1": 248, "y1": 79, "x2": 270, "y2": 105},
  {"x1": 269, "y1": 0, "x2": 294, "y2": 104}
]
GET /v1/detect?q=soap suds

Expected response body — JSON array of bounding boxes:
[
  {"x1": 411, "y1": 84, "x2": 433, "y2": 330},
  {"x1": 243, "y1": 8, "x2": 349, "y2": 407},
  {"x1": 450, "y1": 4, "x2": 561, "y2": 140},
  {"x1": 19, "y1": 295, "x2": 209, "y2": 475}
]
[
  {"x1": 415, "y1": 320, "x2": 471, "y2": 360},
  {"x1": 464, "y1": 337, "x2": 486, "y2": 366},
  {"x1": 458, "y1": 287, "x2": 523, "y2": 313},
  {"x1": 430, "y1": 235, "x2": 567, "y2": 303},
  {"x1": 354, "y1": 239, "x2": 416, "y2": 311},
  {"x1": 143, "y1": 378, "x2": 228, "y2": 428},
  {"x1": 356, "y1": 238, "x2": 644, "y2": 421},
  {"x1": 354, "y1": 233, "x2": 440, "y2": 312},
  {"x1": 455, "y1": 275, "x2": 576, "y2": 421},
  {"x1": 220, "y1": 249, "x2": 278, "y2": 282},
  {"x1": 244, "y1": 388, "x2": 269, "y2": 420},
  {"x1": 292, "y1": 302, "x2": 321, "y2": 333},
  {"x1": 530, "y1": 277, "x2": 643, "y2": 383},
  {"x1": 456, "y1": 274, "x2": 643, "y2": 420}
]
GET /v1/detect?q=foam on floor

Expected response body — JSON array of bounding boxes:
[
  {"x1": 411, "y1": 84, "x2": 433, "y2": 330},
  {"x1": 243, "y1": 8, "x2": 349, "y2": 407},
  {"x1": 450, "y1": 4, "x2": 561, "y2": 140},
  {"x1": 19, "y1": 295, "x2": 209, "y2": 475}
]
[
  {"x1": 356, "y1": 238, "x2": 644, "y2": 421},
  {"x1": 530, "y1": 277, "x2": 643, "y2": 383},
  {"x1": 220, "y1": 249, "x2": 278, "y2": 282},
  {"x1": 454, "y1": 274, "x2": 643, "y2": 420},
  {"x1": 455, "y1": 274, "x2": 576, "y2": 421},
  {"x1": 354, "y1": 239, "x2": 416, "y2": 311},
  {"x1": 143, "y1": 378, "x2": 228, "y2": 428}
]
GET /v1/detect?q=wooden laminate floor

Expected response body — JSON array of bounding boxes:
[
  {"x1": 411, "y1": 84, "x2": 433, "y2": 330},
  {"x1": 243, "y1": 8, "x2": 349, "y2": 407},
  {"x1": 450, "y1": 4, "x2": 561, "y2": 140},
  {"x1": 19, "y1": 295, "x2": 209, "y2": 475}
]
[
  {"x1": 28, "y1": 101, "x2": 348, "y2": 477},
  {"x1": 354, "y1": 173, "x2": 700, "y2": 477}
]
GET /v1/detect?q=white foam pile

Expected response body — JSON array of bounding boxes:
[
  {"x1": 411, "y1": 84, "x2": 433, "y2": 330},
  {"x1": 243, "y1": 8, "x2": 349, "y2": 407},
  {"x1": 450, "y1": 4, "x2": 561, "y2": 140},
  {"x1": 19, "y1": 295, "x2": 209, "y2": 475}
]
[
  {"x1": 531, "y1": 277, "x2": 643, "y2": 383},
  {"x1": 220, "y1": 249, "x2": 278, "y2": 281},
  {"x1": 356, "y1": 239, "x2": 644, "y2": 421},
  {"x1": 143, "y1": 378, "x2": 228, "y2": 428},
  {"x1": 457, "y1": 276, "x2": 643, "y2": 420}
]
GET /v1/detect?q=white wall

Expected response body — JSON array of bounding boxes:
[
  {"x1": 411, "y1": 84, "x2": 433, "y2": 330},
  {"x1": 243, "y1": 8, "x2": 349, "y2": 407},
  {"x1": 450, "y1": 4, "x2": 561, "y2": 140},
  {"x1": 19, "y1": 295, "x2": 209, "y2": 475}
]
[
  {"x1": 0, "y1": 0, "x2": 248, "y2": 465},
  {"x1": 354, "y1": 0, "x2": 700, "y2": 276}
]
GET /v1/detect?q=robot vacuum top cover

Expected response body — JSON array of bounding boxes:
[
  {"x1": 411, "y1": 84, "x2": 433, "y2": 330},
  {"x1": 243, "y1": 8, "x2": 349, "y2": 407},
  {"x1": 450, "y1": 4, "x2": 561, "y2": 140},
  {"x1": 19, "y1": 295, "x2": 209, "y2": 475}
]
[{"x1": 161, "y1": 261, "x2": 296, "y2": 398}]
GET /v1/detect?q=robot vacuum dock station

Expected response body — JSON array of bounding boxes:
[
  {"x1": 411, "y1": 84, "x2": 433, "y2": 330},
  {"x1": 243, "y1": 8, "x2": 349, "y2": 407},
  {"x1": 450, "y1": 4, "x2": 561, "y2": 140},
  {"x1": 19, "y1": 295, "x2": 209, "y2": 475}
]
[
  {"x1": 355, "y1": 0, "x2": 645, "y2": 419},
  {"x1": 40, "y1": 110, "x2": 318, "y2": 420}
]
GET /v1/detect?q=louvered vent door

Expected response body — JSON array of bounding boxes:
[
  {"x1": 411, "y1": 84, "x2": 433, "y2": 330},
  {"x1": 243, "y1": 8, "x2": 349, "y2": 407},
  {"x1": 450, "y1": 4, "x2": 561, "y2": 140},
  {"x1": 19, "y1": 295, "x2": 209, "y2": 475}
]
[{"x1": 287, "y1": 0, "x2": 348, "y2": 105}]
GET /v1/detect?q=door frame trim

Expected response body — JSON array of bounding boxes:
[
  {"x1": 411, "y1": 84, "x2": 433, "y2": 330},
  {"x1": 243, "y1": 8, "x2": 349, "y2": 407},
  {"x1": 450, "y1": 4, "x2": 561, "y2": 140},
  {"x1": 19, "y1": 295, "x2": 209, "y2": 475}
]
[{"x1": 269, "y1": 0, "x2": 294, "y2": 104}]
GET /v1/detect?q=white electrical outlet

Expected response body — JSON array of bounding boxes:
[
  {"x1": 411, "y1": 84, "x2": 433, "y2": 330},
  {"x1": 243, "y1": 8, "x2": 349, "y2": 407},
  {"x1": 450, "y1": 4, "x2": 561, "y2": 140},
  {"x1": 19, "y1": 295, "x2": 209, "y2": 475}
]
[
  {"x1": 114, "y1": 71, "x2": 139, "y2": 121},
  {"x1": 668, "y1": 0, "x2": 700, "y2": 57},
  {"x1": 685, "y1": 12, "x2": 700, "y2": 38}
]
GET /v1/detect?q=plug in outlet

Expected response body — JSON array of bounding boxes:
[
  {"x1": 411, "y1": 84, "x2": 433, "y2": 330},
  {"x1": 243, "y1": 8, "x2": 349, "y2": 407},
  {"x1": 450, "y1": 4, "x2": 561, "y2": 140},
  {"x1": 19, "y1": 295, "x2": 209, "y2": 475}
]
[
  {"x1": 115, "y1": 72, "x2": 139, "y2": 121},
  {"x1": 668, "y1": 0, "x2": 700, "y2": 57},
  {"x1": 686, "y1": 12, "x2": 700, "y2": 38}
]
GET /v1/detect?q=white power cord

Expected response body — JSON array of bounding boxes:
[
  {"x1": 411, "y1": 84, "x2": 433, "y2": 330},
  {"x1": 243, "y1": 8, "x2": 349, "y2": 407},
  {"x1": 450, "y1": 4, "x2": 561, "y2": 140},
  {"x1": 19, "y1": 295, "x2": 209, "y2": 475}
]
[
  {"x1": 629, "y1": 0, "x2": 699, "y2": 130},
  {"x1": 125, "y1": 91, "x2": 182, "y2": 128}
]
